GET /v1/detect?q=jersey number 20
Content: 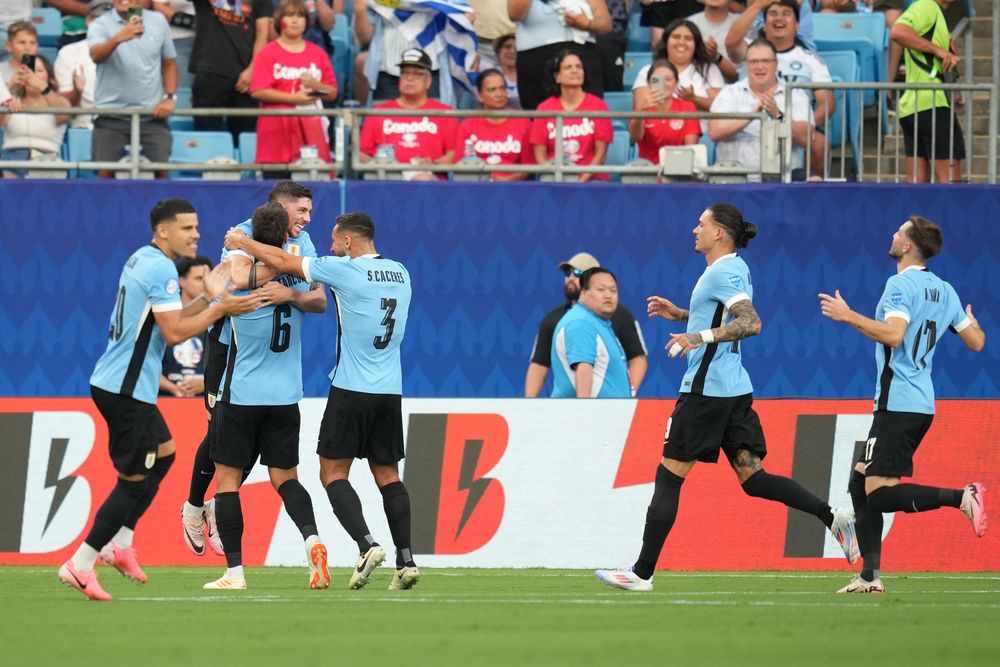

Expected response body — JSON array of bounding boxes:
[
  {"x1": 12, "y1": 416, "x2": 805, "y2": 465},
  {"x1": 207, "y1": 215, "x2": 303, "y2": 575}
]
[{"x1": 374, "y1": 298, "x2": 397, "y2": 350}]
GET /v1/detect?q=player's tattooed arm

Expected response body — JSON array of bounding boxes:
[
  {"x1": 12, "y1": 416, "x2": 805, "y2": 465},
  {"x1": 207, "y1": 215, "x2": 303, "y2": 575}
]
[{"x1": 691, "y1": 299, "x2": 761, "y2": 345}]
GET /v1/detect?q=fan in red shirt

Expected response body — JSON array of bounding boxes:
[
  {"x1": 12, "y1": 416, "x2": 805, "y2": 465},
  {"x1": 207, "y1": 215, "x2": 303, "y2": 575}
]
[
  {"x1": 529, "y1": 50, "x2": 613, "y2": 183},
  {"x1": 629, "y1": 59, "x2": 701, "y2": 163},
  {"x1": 250, "y1": 0, "x2": 338, "y2": 179},
  {"x1": 359, "y1": 48, "x2": 459, "y2": 181},
  {"x1": 456, "y1": 69, "x2": 532, "y2": 181}
]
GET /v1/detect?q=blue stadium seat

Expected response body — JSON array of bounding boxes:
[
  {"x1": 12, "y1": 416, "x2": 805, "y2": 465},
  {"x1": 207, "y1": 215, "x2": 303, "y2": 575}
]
[
  {"x1": 627, "y1": 18, "x2": 651, "y2": 52},
  {"x1": 623, "y1": 52, "x2": 652, "y2": 89},
  {"x1": 606, "y1": 129, "x2": 634, "y2": 181},
  {"x1": 699, "y1": 132, "x2": 716, "y2": 166},
  {"x1": 817, "y1": 50, "x2": 861, "y2": 175},
  {"x1": 168, "y1": 87, "x2": 195, "y2": 131},
  {"x1": 237, "y1": 131, "x2": 257, "y2": 179},
  {"x1": 169, "y1": 131, "x2": 235, "y2": 179},
  {"x1": 31, "y1": 8, "x2": 62, "y2": 47},
  {"x1": 65, "y1": 127, "x2": 95, "y2": 178},
  {"x1": 38, "y1": 45, "x2": 57, "y2": 65},
  {"x1": 813, "y1": 13, "x2": 886, "y2": 107},
  {"x1": 604, "y1": 91, "x2": 633, "y2": 131}
]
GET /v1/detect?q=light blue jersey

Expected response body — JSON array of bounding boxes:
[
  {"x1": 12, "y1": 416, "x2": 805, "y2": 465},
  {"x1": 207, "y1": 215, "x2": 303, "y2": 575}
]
[
  {"x1": 551, "y1": 303, "x2": 630, "y2": 398},
  {"x1": 680, "y1": 253, "x2": 754, "y2": 397},
  {"x1": 873, "y1": 266, "x2": 970, "y2": 414},
  {"x1": 217, "y1": 222, "x2": 318, "y2": 406},
  {"x1": 90, "y1": 245, "x2": 182, "y2": 404},
  {"x1": 302, "y1": 254, "x2": 410, "y2": 395}
]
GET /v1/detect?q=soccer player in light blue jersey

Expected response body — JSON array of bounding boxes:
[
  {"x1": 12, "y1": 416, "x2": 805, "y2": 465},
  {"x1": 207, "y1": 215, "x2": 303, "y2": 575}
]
[
  {"x1": 820, "y1": 214, "x2": 987, "y2": 594},
  {"x1": 59, "y1": 199, "x2": 260, "y2": 602},
  {"x1": 597, "y1": 203, "x2": 858, "y2": 592},
  {"x1": 203, "y1": 203, "x2": 330, "y2": 592},
  {"x1": 225, "y1": 211, "x2": 421, "y2": 591},
  {"x1": 551, "y1": 268, "x2": 632, "y2": 398},
  {"x1": 181, "y1": 181, "x2": 326, "y2": 560}
]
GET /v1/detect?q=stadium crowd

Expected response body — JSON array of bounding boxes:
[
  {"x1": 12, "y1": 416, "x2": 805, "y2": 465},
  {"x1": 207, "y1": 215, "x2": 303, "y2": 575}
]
[{"x1": 0, "y1": 0, "x2": 967, "y2": 182}]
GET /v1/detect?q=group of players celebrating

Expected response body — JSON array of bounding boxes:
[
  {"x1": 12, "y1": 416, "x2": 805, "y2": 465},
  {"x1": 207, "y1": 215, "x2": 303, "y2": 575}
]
[{"x1": 57, "y1": 188, "x2": 987, "y2": 601}]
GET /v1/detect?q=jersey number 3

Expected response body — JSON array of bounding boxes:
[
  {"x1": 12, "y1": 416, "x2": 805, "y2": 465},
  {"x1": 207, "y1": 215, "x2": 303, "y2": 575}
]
[{"x1": 374, "y1": 298, "x2": 397, "y2": 350}]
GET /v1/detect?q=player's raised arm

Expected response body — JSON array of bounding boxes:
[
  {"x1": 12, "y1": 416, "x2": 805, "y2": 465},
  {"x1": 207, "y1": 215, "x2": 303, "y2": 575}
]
[
  {"x1": 225, "y1": 227, "x2": 306, "y2": 279},
  {"x1": 156, "y1": 263, "x2": 261, "y2": 344},
  {"x1": 819, "y1": 289, "x2": 907, "y2": 348}
]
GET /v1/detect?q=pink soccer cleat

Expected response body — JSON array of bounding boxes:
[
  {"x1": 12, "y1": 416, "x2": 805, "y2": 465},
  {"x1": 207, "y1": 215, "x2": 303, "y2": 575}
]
[
  {"x1": 960, "y1": 483, "x2": 988, "y2": 537},
  {"x1": 99, "y1": 543, "x2": 148, "y2": 583},
  {"x1": 204, "y1": 498, "x2": 224, "y2": 556},
  {"x1": 58, "y1": 561, "x2": 113, "y2": 601}
]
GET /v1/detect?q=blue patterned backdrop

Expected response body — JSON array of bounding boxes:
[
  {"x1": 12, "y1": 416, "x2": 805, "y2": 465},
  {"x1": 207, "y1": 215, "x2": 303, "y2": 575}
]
[{"x1": 2, "y1": 181, "x2": 997, "y2": 398}]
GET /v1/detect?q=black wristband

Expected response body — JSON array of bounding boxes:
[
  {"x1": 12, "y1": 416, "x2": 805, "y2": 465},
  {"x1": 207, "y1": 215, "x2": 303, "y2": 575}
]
[{"x1": 40, "y1": 84, "x2": 52, "y2": 95}]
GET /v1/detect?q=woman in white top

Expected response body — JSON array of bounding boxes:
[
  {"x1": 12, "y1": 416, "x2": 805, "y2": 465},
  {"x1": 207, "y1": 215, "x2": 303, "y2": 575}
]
[
  {"x1": 632, "y1": 18, "x2": 724, "y2": 112},
  {"x1": 1, "y1": 54, "x2": 70, "y2": 178}
]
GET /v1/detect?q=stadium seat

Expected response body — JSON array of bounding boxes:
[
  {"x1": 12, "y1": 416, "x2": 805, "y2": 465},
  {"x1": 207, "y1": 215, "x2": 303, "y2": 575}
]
[
  {"x1": 38, "y1": 45, "x2": 57, "y2": 64},
  {"x1": 627, "y1": 19, "x2": 651, "y2": 52},
  {"x1": 623, "y1": 52, "x2": 652, "y2": 89},
  {"x1": 237, "y1": 131, "x2": 258, "y2": 179},
  {"x1": 65, "y1": 127, "x2": 95, "y2": 178},
  {"x1": 31, "y1": 7, "x2": 62, "y2": 47},
  {"x1": 818, "y1": 50, "x2": 862, "y2": 175},
  {"x1": 169, "y1": 131, "x2": 235, "y2": 179},
  {"x1": 813, "y1": 13, "x2": 886, "y2": 107},
  {"x1": 169, "y1": 87, "x2": 195, "y2": 130},
  {"x1": 606, "y1": 129, "x2": 634, "y2": 181},
  {"x1": 604, "y1": 91, "x2": 633, "y2": 131}
]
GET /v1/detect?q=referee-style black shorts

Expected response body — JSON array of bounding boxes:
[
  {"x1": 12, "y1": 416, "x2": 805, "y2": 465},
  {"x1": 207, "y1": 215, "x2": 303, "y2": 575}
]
[
  {"x1": 859, "y1": 410, "x2": 934, "y2": 478},
  {"x1": 899, "y1": 106, "x2": 966, "y2": 161},
  {"x1": 317, "y1": 386, "x2": 404, "y2": 464},
  {"x1": 90, "y1": 385, "x2": 172, "y2": 475},
  {"x1": 209, "y1": 401, "x2": 300, "y2": 470},
  {"x1": 662, "y1": 392, "x2": 767, "y2": 465}
]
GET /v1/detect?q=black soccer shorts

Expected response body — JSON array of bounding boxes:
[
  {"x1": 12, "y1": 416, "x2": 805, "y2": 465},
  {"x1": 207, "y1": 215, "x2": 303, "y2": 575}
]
[
  {"x1": 316, "y1": 386, "x2": 404, "y2": 464},
  {"x1": 90, "y1": 385, "x2": 172, "y2": 475},
  {"x1": 662, "y1": 392, "x2": 768, "y2": 465},
  {"x1": 209, "y1": 401, "x2": 300, "y2": 470},
  {"x1": 860, "y1": 410, "x2": 934, "y2": 478}
]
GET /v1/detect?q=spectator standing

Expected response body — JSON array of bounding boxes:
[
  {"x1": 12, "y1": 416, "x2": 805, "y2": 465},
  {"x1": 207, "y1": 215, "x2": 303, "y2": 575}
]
[
  {"x1": 1, "y1": 54, "x2": 71, "y2": 177},
  {"x1": 529, "y1": 49, "x2": 613, "y2": 181},
  {"x1": 190, "y1": 0, "x2": 273, "y2": 141},
  {"x1": 493, "y1": 33, "x2": 520, "y2": 109},
  {"x1": 88, "y1": 0, "x2": 178, "y2": 179},
  {"x1": 358, "y1": 47, "x2": 459, "y2": 180},
  {"x1": 507, "y1": 0, "x2": 612, "y2": 111},
  {"x1": 160, "y1": 256, "x2": 213, "y2": 398},
  {"x1": 595, "y1": 0, "x2": 628, "y2": 93},
  {"x1": 525, "y1": 252, "x2": 647, "y2": 397},
  {"x1": 688, "y1": 0, "x2": 740, "y2": 82},
  {"x1": 152, "y1": 1, "x2": 198, "y2": 88},
  {"x1": 636, "y1": 0, "x2": 700, "y2": 51},
  {"x1": 456, "y1": 68, "x2": 532, "y2": 180},
  {"x1": 251, "y1": 0, "x2": 338, "y2": 179},
  {"x1": 630, "y1": 59, "x2": 700, "y2": 163},
  {"x1": 631, "y1": 19, "x2": 724, "y2": 112},
  {"x1": 469, "y1": 0, "x2": 517, "y2": 71},
  {"x1": 0, "y1": 0, "x2": 30, "y2": 62},
  {"x1": 56, "y1": 0, "x2": 109, "y2": 130},
  {"x1": 890, "y1": 0, "x2": 964, "y2": 183}
]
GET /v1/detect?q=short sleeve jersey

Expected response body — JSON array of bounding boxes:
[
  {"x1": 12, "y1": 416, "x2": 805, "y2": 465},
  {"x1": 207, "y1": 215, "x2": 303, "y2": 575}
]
[
  {"x1": 896, "y1": 0, "x2": 951, "y2": 117},
  {"x1": 551, "y1": 304, "x2": 631, "y2": 398},
  {"x1": 636, "y1": 99, "x2": 701, "y2": 162},
  {"x1": 679, "y1": 253, "x2": 754, "y2": 397},
  {"x1": 302, "y1": 254, "x2": 411, "y2": 395},
  {"x1": 91, "y1": 245, "x2": 183, "y2": 404},
  {"x1": 873, "y1": 266, "x2": 970, "y2": 414},
  {"x1": 456, "y1": 116, "x2": 533, "y2": 178},
  {"x1": 359, "y1": 99, "x2": 460, "y2": 164},
  {"x1": 529, "y1": 93, "x2": 614, "y2": 181},
  {"x1": 530, "y1": 303, "x2": 647, "y2": 367}
]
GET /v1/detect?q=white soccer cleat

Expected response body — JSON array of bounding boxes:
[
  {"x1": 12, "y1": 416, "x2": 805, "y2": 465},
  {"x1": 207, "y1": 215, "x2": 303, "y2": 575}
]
[
  {"x1": 829, "y1": 507, "x2": 861, "y2": 564},
  {"x1": 348, "y1": 545, "x2": 386, "y2": 590},
  {"x1": 595, "y1": 567, "x2": 653, "y2": 592},
  {"x1": 836, "y1": 575, "x2": 885, "y2": 594},
  {"x1": 181, "y1": 502, "x2": 207, "y2": 556},
  {"x1": 203, "y1": 574, "x2": 247, "y2": 590},
  {"x1": 388, "y1": 566, "x2": 420, "y2": 591},
  {"x1": 204, "y1": 498, "x2": 224, "y2": 556},
  {"x1": 959, "y1": 483, "x2": 988, "y2": 538}
]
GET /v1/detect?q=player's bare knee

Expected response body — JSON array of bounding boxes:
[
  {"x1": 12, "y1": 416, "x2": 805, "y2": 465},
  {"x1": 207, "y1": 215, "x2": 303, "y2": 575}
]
[
  {"x1": 157, "y1": 439, "x2": 176, "y2": 457},
  {"x1": 320, "y1": 457, "x2": 352, "y2": 487},
  {"x1": 268, "y1": 467, "x2": 297, "y2": 490},
  {"x1": 118, "y1": 471, "x2": 147, "y2": 483},
  {"x1": 731, "y1": 449, "x2": 762, "y2": 482},
  {"x1": 370, "y1": 461, "x2": 401, "y2": 488}
]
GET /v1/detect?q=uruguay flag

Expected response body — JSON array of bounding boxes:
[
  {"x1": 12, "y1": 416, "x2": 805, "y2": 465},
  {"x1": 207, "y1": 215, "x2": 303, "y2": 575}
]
[{"x1": 369, "y1": 0, "x2": 479, "y2": 94}]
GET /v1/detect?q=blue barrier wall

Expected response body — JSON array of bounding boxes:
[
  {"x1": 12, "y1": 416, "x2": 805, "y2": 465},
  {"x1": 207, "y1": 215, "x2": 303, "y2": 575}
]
[{"x1": 2, "y1": 181, "x2": 998, "y2": 398}]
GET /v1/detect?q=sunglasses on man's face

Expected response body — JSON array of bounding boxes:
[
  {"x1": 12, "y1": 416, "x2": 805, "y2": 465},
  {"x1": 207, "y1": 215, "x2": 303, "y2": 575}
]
[{"x1": 563, "y1": 268, "x2": 584, "y2": 278}]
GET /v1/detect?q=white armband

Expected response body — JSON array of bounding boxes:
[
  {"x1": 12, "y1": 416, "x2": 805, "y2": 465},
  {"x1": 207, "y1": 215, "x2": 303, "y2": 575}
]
[{"x1": 699, "y1": 329, "x2": 715, "y2": 344}]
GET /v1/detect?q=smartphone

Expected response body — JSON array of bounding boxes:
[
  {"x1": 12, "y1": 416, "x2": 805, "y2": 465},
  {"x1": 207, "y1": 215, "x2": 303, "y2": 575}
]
[
  {"x1": 649, "y1": 75, "x2": 667, "y2": 98},
  {"x1": 20, "y1": 53, "x2": 36, "y2": 71},
  {"x1": 307, "y1": 89, "x2": 326, "y2": 98},
  {"x1": 127, "y1": 6, "x2": 142, "y2": 22}
]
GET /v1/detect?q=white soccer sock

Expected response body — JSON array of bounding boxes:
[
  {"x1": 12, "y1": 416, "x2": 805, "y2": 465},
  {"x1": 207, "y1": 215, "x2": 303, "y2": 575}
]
[
  {"x1": 226, "y1": 565, "x2": 245, "y2": 581},
  {"x1": 305, "y1": 534, "x2": 321, "y2": 550},
  {"x1": 71, "y1": 543, "x2": 100, "y2": 572},
  {"x1": 183, "y1": 500, "x2": 204, "y2": 513},
  {"x1": 112, "y1": 527, "x2": 134, "y2": 549}
]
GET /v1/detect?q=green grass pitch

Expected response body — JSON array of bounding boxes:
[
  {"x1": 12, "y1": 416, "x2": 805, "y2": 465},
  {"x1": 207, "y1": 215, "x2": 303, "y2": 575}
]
[{"x1": 3, "y1": 567, "x2": 999, "y2": 666}]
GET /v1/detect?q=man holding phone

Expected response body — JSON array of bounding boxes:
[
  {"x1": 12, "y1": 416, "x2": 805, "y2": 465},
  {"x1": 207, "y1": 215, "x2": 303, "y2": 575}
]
[{"x1": 88, "y1": 0, "x2": 178, "y2": 178}]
